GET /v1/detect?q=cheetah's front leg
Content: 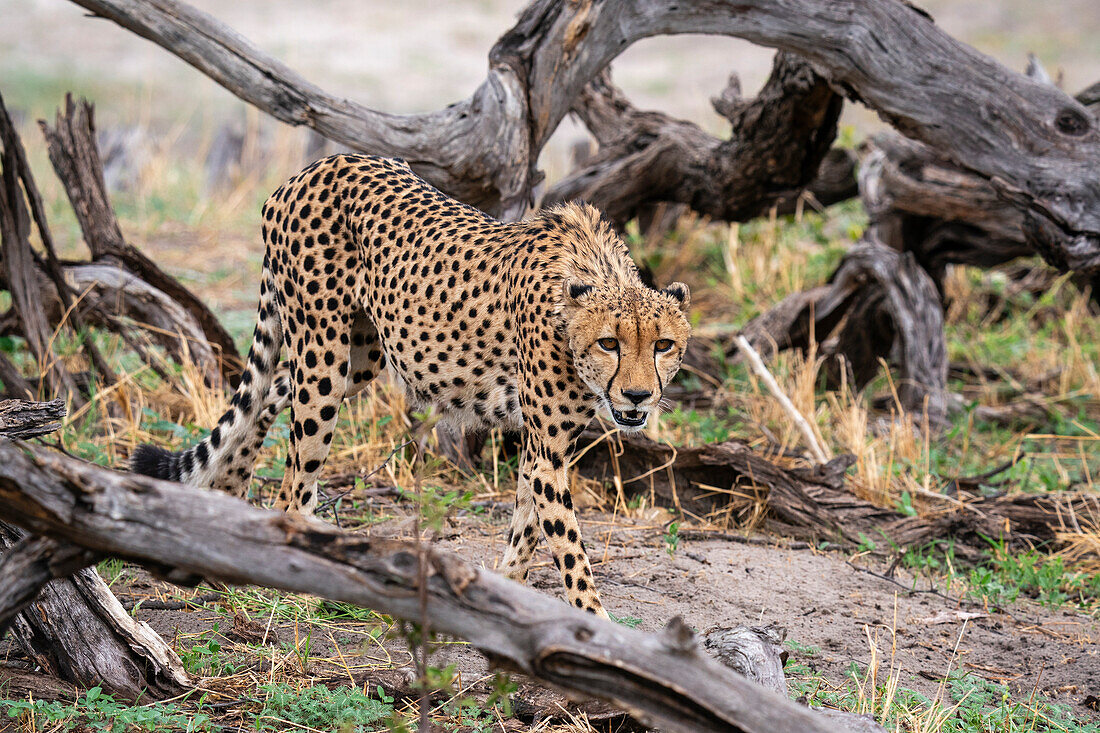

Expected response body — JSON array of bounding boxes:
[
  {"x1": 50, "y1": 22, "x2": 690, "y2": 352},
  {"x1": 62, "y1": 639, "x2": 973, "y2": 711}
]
[{"x1": 513, "y1": 433, "x2": 608, "y2": 618}]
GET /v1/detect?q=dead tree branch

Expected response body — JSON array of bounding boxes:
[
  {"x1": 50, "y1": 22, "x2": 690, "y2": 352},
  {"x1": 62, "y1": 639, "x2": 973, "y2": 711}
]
[
  {"x1": 40, "y1": 96, "x2": 241, "y2": 385},
  {"x1": 0, "y1": 92, "x2": 240, "y2": 398},
  {"x1": 68, "y1": 0, "x2": 1100, "y2": 270},
  {"x1": 573, "y1": 429, "x2": 1099, "y2": 562},
  {"x1": 0, "y1": 398, "x2": 65, "y2": 439},
  {"x1": 545, "y1": 52, "x2": 842, "y2": 225},
  {"x1": 0, "y1": 438, "x2": 844, "y2": 733},
  {"x1": 737, "y1": 238, "x2": 948, "y2": 425},
  {"x1": 0, "y1": 99, "x2": 85, "y2": 404}
]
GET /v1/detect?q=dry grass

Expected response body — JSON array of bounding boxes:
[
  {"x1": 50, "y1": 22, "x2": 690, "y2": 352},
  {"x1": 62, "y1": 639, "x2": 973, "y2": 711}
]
[{"x1": 6, "y1": 114, "x2": 1098, "y2": 730}]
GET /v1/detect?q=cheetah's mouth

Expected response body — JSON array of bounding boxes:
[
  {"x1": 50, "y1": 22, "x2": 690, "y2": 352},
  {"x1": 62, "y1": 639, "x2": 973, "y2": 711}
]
[{"x1": 611, "y1": 408, "x2": 648, "y2": 428}]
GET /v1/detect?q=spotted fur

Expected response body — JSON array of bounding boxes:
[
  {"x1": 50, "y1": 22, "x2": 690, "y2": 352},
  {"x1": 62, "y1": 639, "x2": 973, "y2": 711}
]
[{"x1": 131, "y1": 154, "x2": 691, "y2": 616}]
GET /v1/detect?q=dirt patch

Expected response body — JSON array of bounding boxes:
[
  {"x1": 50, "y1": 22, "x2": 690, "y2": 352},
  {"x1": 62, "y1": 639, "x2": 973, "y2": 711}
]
[{"x1": 109, "y1": 505, "x2": 1100, "y2": 720}]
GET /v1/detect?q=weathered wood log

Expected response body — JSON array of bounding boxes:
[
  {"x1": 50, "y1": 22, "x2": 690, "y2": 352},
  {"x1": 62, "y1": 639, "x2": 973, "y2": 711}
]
[
  {"x1": 0, "y1": 666, "x2": 81, "y2": 703},
  {"x1": 736, "y1": 239, "x2": 948, "y2": 425},
  {"x1": 859, "y1": 128, "x2": 1100, "y2": 301},
  {"x1": 0, "y1": 439, "x2": 842, "y2": 733},
  {"x1": 67, "y1": 0, "x2": 1100, "y2": 270},
  {"x1": 702, "y1": 625, "x2": 888, "y2": 733},
  {"x1": 65, "y1": 263, "x2": 218, "y2": 378},
  {"x1": 0, "y1": 400, "x2": 189, "y2": 701},
  {"x1": 0, "y1": 522, "x2": 190, "y2": 701},
  {"x1": 574, "y1": 428, "x2": 863, "y2": 541},
  {"x1": 544, "y1": 52, "x2": 842, "y2": 225},
  {"x1": 573, "y1": 429, "x2": 1099, "y2": 562},
  {"x1": 0, "y1": 530, "x2": 97, "y2": 637},
  {"x1": 40, "y1": 96, "x2": 240, "y2": 385},
  {"x1": 0, "y1": 97, "x2": 85, "y2": 404},
  {"x1": 0, "y1": 398, "x2": 65, "y2": 439},
  {"x1": 859, "y1": 132, "x2": 1033, "y2": 291},
  {"x1": 703, "y1": 625, "x2": 788, "y2": 696}
]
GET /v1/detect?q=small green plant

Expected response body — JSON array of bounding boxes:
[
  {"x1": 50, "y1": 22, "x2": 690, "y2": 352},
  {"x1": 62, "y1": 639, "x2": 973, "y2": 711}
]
[
  {"x1": 398, "y1": 481, "x2": 474, "y2": 533},
  {"x1": 664, "y1": 521, "x2": 680, "y2": 558},
  {"x1": 3, "y1": 686, "x2": 216, "y2": 732},
  {"x1": 784, "y1": 638, "x2": 820, "y2": 658},
  {"x1": 254, "y1": 683, "x2": 391, "y2": 732},
  {"x1": 894, "y1": 490, "x2": 918, "y2": 517},
  {"x1": 96, "y1": 558, "x2": 126, "y2": 587},
  {"x1": 179, "y1": 622, "x2": 237, "y2": 677},
  {"x1": 609, "y1": 612, "x2": 644, "y2": 628}
]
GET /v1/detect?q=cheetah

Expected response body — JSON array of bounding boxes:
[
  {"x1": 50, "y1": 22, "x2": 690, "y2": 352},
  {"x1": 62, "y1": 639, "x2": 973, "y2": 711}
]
[{"x1": 132, "y1": 154, "x2": 691, "y2": 616}]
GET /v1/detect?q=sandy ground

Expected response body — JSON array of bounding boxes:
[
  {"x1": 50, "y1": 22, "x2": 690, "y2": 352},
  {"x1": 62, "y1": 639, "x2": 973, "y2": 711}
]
[{"x1": 120, "y1": 505, "x2": 1100, "y2": 720}]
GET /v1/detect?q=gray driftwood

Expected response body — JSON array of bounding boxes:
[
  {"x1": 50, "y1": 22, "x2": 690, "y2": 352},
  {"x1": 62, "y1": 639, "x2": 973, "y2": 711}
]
[
  {"x1": 67, "y1": 0, "x2": 1100, "y2": 270},
  {"x1": 0, "y1": 398, "x2": 65, "y2": 439},
  {"x1": 703, "y1": 625, "x2": 888, "y2": 733},
  {"x1": 0, "y1": 399, "x2": 189, "y2": 700},
  {"x1": 0, "y1": 522, "x2": 189, "y2": 700},
  {"x1": 0, "y1": 94, "x2": 87, "y2": 404},
  {"x1": 0, "y1": 439, "x2": 848, "y2": 733},
  {"x1": 544, "y1": 52, "x2": 842, "y2": 226},
  {"x1": 704, "y1": 625, "x2": 788, "y2": 695}
]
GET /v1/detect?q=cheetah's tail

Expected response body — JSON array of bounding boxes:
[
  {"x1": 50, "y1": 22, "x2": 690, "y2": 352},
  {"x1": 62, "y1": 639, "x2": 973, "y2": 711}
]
[{"x1": 131, "y1": 269, "x2": 284, "y2": 488}]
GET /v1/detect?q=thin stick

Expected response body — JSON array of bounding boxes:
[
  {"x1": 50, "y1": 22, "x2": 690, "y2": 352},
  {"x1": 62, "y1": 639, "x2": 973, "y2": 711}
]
[{"x1": 735, "y1": 335, "x2": 829, "y2": 464}]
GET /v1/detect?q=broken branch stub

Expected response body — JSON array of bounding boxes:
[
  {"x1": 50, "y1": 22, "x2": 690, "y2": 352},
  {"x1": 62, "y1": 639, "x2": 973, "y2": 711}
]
[{"x1": 737, "y1": 239, "x2": 948, "y2": 426}]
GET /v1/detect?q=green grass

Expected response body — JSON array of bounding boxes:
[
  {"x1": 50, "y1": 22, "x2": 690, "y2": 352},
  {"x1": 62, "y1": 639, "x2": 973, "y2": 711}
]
[
  {"x1": 2, "y1": 687, "x2": 217, "y2": 732},
  {"x1": 785, "y1": 651, "x2": 1100, "y2": 732},
  {"x1": 254, "y1": 683, "x2": 391, "y2": 732},
  {"x1": 900, "y1": 539, "x2": 1100, "y2": 613},
  {"x1": 1, "y1": 683, "x2": 396, "y2": 733}
]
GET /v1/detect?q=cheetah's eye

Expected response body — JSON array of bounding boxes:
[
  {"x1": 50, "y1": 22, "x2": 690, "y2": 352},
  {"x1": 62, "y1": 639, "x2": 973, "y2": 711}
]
[
  {"x1": 655, "y1": 339, "x2": 674, "y2": 353},
  {"x1": 597, "y1": 337, "x2": 619, "y2": 351}
]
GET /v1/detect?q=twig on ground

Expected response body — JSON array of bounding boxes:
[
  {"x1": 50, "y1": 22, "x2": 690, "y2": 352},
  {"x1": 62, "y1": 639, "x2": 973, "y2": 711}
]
[{"x1": 734, "y1": 335, "x2": 829, "y2": 463}]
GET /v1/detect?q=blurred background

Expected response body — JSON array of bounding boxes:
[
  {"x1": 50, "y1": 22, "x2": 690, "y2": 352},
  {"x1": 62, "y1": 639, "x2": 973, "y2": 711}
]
[{"x1": 2, "y1": 0, "x2": 1098, "y2": 331}]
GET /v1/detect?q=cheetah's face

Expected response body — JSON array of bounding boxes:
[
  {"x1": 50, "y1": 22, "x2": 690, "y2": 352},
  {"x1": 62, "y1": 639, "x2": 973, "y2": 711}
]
[{"x1": 560, "y1": 281, "x2": 691, "y2": 431}]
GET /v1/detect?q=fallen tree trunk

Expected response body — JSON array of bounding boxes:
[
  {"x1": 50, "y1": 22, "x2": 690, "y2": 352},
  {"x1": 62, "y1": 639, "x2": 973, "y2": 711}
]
[
  {"x1": 0, "y1": 400, "x2": 189, "y2": 701},
  {"x1": 68, "y1": 0, "x2": 1100, "y2": 269},
  {"x1": 573, "y1": 430, "x2": 1100, "y2": 562},
  {"x1": 0, "y1": 523, "x2": 189, "y2": 700},
  {"x1": 0, "y1": 438, "x2": 842, "y2": 733}
]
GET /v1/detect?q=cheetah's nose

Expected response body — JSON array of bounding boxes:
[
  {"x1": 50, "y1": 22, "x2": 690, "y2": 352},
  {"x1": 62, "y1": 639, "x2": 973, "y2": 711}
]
[{"x1": 623, "y1": 389, "x2": 652, "y2": 405}]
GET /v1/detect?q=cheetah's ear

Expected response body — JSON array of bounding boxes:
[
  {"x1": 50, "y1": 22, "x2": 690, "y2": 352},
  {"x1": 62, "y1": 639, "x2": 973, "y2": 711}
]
[
  {"x1": 663, "y1": 282, "x2": 691, "y2": 311},
  {"x1": 563, "y1": 280, "x2": 594, "y2": 306}
]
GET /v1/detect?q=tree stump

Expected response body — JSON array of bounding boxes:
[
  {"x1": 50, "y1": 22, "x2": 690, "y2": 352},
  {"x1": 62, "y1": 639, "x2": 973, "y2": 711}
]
[{"x1": 0, "y1": 400, "x2": 188, "y2": 701}]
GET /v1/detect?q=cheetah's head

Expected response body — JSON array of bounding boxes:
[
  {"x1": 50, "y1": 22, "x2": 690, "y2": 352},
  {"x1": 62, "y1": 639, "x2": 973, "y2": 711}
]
[{"x1": 560, "y1": 280, "x2": 691, "y2": 431}]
